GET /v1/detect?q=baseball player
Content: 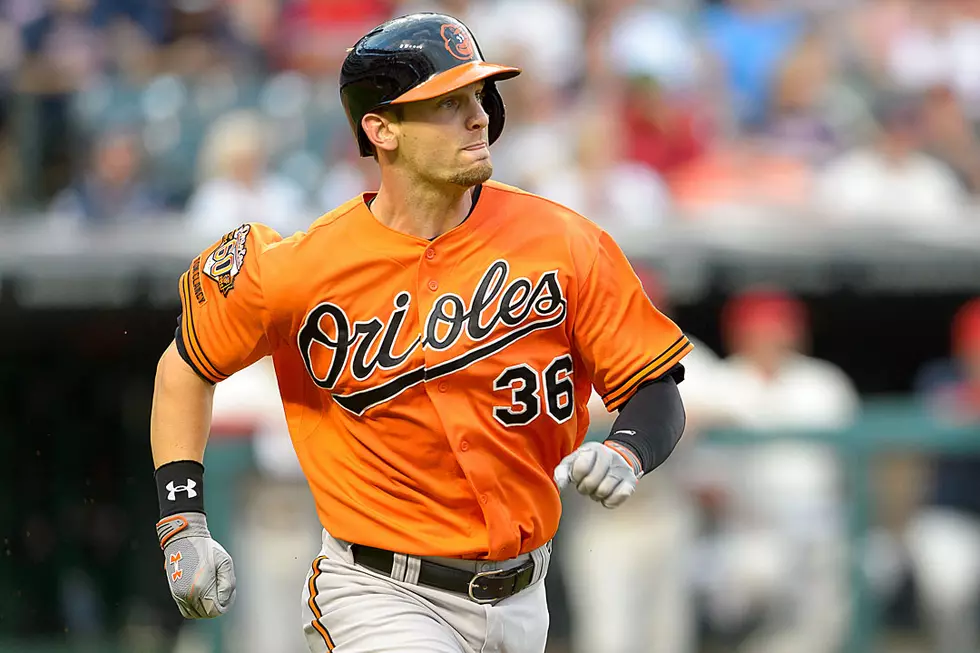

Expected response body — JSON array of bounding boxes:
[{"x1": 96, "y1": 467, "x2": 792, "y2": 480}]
[{"x1": 150, "y1": 13, "x2": 692, "y2": 653}]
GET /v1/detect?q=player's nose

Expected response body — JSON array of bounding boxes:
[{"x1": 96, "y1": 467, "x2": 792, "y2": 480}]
[{"x1": 467, "y1": 98, "x2": 489, "y2": 132}]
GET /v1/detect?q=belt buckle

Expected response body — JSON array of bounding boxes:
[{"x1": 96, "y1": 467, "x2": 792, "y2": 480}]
[{"x1": 467, "y1": 568, "x2": 507, "y2": 605}]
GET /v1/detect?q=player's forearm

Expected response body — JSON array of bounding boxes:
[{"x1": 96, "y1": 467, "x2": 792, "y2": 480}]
[
  {"x1": 151, "y1": 341, "x2": 216, "y2": 468},
  {"x1": 604, "y1": 374, "x2": 686, "y2": 475}
]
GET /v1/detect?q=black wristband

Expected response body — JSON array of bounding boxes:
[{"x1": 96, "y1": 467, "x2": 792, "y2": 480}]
[{"x1": 155, "y1": 460, "x2": 206, "y2": 519}]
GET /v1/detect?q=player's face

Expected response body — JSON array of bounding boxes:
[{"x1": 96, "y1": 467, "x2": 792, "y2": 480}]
[{"x1": 394, "y1": 81, "x2": 493, "y2": 188}]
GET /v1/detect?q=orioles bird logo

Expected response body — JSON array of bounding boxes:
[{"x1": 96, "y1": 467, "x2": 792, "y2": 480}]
[{"x1": 441, "y1": 24, "x2": 474, "y2": 61}]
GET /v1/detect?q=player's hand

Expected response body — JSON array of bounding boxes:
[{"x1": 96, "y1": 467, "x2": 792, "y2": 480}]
[
  {"x1": 156, "y1": 512, "x2": 236, "y2": 619},
  {"x1": 553, "y1": 441, "x2": 639, "y2": 508}
]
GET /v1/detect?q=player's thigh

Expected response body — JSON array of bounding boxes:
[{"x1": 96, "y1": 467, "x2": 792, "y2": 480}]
[
  {"x1": 491, "y1": 576, "x2": 549, "y2": 653},
  {"x1": 301, "y1": 556, "x2": 466, "y2": 653}
]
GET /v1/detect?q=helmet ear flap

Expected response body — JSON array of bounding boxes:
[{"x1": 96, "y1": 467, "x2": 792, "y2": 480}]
[{"x1": 483, "y1": 80, "x2": 507, "y2": 147}]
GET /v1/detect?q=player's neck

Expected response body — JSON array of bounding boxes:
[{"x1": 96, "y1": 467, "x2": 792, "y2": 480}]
[{"x1": 370, "y1": 176, "x2": 475, "y2": 240}]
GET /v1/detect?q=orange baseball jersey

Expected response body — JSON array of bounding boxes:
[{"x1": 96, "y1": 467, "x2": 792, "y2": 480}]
[{"x1": 175, "y1": 180, "x2": 692, "y2": 560}]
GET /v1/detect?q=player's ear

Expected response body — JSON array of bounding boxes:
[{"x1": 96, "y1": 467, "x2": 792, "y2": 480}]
[{"x1": 361, "y1": 111, "x2": 400, "y2": 155}]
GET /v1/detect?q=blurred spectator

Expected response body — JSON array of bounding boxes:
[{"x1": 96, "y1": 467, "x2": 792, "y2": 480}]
[
  {"x1": 274, "y1": 0, "x2": 393, "y2": 75},
  {"x1": 0, "y1": 135, "x2": 15, "y2": 214},
  {"x1": 920, "y1": 84, "x2": 980, "y2": 195},
  {"x1": 757, "y1": 27, "x2": 873, "y2": 166},
  {"x1": 601, "y1": 0, "x2": 703, "y2": 93},
  {"x1": 814, "y1": 93, "x2": 967, "y2": 224},
  {"x1": 485, "y1": 72, "x2": 578, "y2": 191},
  {"x1": 617, "y1": 74, "x2": 711, "y2": 180},
  {"x1": 885, "y1": 0, "x2": 980, "y2": 118},
  {"x1": 48, "y1": 126, "x2": 164, "y2": 223},
  {"x1": 905, "y1": 298, "x2": 980, "y2": 653},
  {"x1": 710, "y1": 287, "x2": 857, "y2": 441},
  {"x1": 185, "y1": 109, "x2": 310, "y2": 239},
  {"x1": 159, "y1": 1, "x2": 247, "y2": 80},
  {"x1": 696, "y1": 288, "x2": 858, "y2": 653},
  {"x1": 533, "y1": 105, "x2": 672, "y2": 237},
  {"x1": 561, "y1": 270, "x2": 722, "y2": 653},
  {"x1": 317, "y1": 140, "x2": 380, "y2": 213},
  {"x1": 17, "y1": 0, "x2": 169, "y2": 93},
  {"x1": 0, "y1": 4, "x2": 24, "y2": 86},
  {"x1": 222, "y1": 0, "x2": 281, "y2": 71},
  {"x1": 209, "y1": 356, "x2": 320, "y2": 653},
  {"x1": 18, "y1": 0, "x2": 113, "y2": 94},
  {"x1": 842, "y1": 0, "x2": 915, "y2": 86},
  {"x1": 468, "y1": 0, "x2": 585, "y2": 90},
  {"x1": 700, "y1": 0, "x2": 806, "y2": 128},
  {"x1": 667, "y1": 138, "x2": 813, "y2": 215},
  {"x1": 210, "y1": 356, "x2": 296, "y2": 479},
  {"x1": 0, "y1": 4, "x2": 24, "y2": 210}
]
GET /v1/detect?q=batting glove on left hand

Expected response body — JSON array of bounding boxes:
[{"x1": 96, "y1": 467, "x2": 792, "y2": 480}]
[
  {"x1": 156, "y1": 512, "x2": 236, "y2": 619},
  {"x1": 553, "y1": 441, "x2": 639, "y2": 508}
]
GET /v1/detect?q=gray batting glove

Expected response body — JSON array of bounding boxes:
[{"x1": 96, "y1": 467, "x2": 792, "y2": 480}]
[
  {"x1": 156, "y1": 512, "x2": 236, "y2": 619},
  {"x1": 553, "y1": 441, "x2": 639, "y2": 508}
]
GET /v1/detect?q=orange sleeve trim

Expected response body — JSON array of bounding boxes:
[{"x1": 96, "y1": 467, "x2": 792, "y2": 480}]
[
  {"x1": 177, "y1": 272, "x2": 215, "y2": 382},
  {"x1": 179, "y1": 272, "x2": 227, "y2": 383},
  {"x1": 603, "y1": 336, "x2": 693, "y2": 411},
  {"x1": 182, "y1": 271, "x2": 228, "y2": 381},
  {"x1": 308, "y1": 555, "x2": 336, "y2": 650}
]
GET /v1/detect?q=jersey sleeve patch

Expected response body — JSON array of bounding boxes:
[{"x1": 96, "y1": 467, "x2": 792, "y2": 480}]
[{"x1": 202, "y1": 224, "x2": 251, "y2": 298}]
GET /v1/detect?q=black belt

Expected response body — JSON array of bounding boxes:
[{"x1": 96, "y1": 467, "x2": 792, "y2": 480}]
[{"x1": 350, "y1": 544, "x2": 536, "y2": 604}]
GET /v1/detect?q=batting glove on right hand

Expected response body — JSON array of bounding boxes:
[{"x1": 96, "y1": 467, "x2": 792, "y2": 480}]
[
  {"x1": 553, "y1": 441, "x2": 639, "y2": 508},
  {"x1": 156, "y1": 512, "x2": 236, "y2": 619}
]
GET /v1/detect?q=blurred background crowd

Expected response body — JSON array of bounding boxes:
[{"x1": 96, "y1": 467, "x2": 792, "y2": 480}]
[
  {"x1": 1, "y1": 0, "x2": 979, "y2": 230},
  {"x1": 3, "y1": 1, "x2": 980, "y2": 653}
]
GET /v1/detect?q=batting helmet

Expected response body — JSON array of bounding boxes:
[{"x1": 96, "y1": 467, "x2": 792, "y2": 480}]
[{"x1": 339, "y1": 13, "x2": 522, "y2": 157}]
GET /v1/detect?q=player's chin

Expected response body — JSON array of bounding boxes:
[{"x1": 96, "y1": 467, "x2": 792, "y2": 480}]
[{"x1": 449, "y1": 159, "x2": 493, "y2": 187}]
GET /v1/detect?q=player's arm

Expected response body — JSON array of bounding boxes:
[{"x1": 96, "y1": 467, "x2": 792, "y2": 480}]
[
  {"x1": 151, "y1": 223, "x2": 281, "y2": 619},
  {"x1": 151, "y1": 341, "x2": 215, "y2": 467},
  {"x1": 555, "y1": 230, "x2": 692, "y2": 507},
  {"x1": 556, "y1": 375, "x2": 686, "y2": 508},
  {"x1": 603, "y1": 371, "x2": 686, "y2": 476}
]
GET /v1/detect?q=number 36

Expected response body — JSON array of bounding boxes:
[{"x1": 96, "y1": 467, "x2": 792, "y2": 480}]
[{"x1": 492, "y1": 354, "x2": 574, "y2": 427}]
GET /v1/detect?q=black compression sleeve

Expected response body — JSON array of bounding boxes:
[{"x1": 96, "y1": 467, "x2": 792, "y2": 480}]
[{"x1": 604, "y1": 374, "x2": 686, "y2": 475}]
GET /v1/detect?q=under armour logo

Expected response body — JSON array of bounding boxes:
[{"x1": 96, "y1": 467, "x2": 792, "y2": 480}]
[
  {"x1": 166, "y1": 479, "x2": 198, "y2": 501},
  {"x1": 170, "y1": 551, "x2": 183, "y2": 582}
]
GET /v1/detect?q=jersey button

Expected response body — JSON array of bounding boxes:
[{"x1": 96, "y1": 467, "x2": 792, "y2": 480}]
[
  {"x1": 425, "y1": 248, "x2": 435, "y2": 260},
  {"x1": 460, "y1": 440, "x2": 470, "y2": 452},
  {"x1": 438, "y1": 381, "x2": 449, "y2": 393},
  {"x1": 428, "y1": 280, "x2": 439, "y2": 291},
  {"x1": 479, "y1": 494, "x2": 488, "y2": 505}
]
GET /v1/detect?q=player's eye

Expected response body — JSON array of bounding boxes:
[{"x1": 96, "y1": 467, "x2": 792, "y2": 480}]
[
  {"x1": 475, "y1": 91, "x2": 485, "y2": 103},
  {"x1": 440, "y1": 97, "x2": 458, "y2": 109}
]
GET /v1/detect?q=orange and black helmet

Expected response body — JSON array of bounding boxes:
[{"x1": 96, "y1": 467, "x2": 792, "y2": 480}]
[{"x1": 340, "y1": 13, "x2": 522, "y2": 157}]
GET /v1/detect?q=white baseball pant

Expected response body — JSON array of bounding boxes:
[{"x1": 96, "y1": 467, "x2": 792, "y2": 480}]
[{"x1": 302, "y1": 528, "x2": 551, "y2": 653}]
